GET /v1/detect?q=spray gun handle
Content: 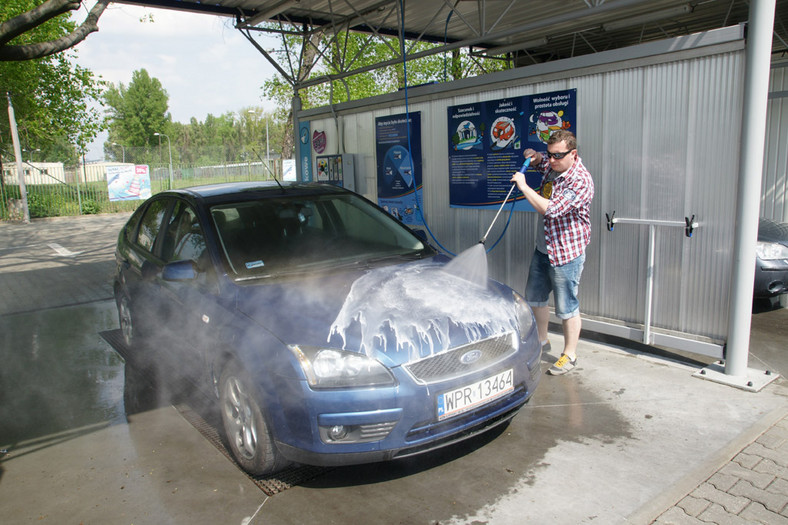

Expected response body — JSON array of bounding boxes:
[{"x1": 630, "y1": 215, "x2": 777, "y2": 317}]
[{"x1": 519, "y1": 157, "x2": 532, "y2": 173}]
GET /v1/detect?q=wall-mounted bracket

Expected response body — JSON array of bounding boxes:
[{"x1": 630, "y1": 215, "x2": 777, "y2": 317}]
[
  {"x1": 605, "y1": 211, "x2": 615, "y2": 231},
  {"x1": 685, "y1": 215, "x2": 697, "y2": 237}
]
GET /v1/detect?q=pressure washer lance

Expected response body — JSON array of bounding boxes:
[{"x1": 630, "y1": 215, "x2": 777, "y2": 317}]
[{"x1": 479, "y1": 157, "x2": 531, "y2": 244}]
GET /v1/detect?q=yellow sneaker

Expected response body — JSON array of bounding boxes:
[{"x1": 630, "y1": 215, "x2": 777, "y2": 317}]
[{"x1": 547, "y1": 354, "x2": 576, "y2": 375}]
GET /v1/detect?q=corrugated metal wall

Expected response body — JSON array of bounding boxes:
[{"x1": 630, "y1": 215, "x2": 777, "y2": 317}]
[
  {"x1": 764, "y1": 61, "x2": 788, "y2": 222},
  {"x1": 302, "y1": 29, "x2": 753, "y2": 355}
]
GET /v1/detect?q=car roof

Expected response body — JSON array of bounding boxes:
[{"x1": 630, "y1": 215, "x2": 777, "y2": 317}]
[{"x1": 165, "y1": 181, "x2": 349, "y2": 205}]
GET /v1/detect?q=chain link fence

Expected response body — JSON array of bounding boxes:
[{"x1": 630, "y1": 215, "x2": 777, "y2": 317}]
[{"x1": 0, "y1": 157, "x2": 283, "y2": 221}]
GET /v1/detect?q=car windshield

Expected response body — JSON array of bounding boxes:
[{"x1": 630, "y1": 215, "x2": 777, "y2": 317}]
[{"x1": 211, "y1": 192, "x2": 432, "y2": 279}]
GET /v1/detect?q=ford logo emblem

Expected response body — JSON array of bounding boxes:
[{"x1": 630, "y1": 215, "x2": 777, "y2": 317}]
[{"x1": 460, "y1": 349, "x2": 482, "y2": 365}]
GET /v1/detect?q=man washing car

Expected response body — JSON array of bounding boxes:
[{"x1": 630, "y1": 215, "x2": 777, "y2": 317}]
[{"x1": 510, "y1": 130, "x2": 594, "y2": 375}]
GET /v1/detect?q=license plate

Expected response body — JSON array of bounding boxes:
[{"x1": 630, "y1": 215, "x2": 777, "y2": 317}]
[{"x1": 437, "y1": 369, "x2": 514, "y2": 421}]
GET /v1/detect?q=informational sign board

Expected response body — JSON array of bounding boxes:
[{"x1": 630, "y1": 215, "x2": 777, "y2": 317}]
[
  {"x1": 282, "y1": 159, "x2": 296, "y2": 181},
  {"x1": 375, "y1": 112, "x2": 425, "y2": 229},
  {"x1": 316, "y1": 154, "x2": 355, "y2": 190},
  {"x1": 106, "y1": 165, "x2": 152, "y2": 201},
  {"x1": 447, "y1": 89, "x2": 577, "y2": 211},
  {"x1": 298, "y1": 120, "x2": 312, "y2": 182}
]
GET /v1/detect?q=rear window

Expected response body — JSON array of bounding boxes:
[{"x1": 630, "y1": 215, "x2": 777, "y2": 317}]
[{"x1": 211, "y1": 193, "x2": 429, "y2": 278}]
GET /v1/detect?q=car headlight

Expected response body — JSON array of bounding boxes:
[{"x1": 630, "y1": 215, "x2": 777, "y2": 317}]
[
  {"x1": 289, "y1": 345, "x2": 396, "y2": 389},
  {"x1": 513, "y1": 291, "x2": 535, "y2": 338},
  {"x1": 756, "y1": 241, "x2": 788, "y2": 260}
]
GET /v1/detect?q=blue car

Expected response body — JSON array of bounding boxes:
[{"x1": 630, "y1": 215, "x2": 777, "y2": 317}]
[{"x1": 113, "y1": 181, "x2": 542, "y2": 475}]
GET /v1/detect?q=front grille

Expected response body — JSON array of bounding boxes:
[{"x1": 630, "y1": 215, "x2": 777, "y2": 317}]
[
  {"x1": 359, "y1": 421, "x2": 398, "y2": 441},
  {"x1": 403, "y1": 332, "x2": 517, "y2": 384}
]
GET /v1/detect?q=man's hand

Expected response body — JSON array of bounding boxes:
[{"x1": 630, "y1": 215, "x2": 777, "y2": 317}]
[
  {"x1": 523, "y1": 149, "x2": 542, "y2": 164},
  {"x1": 510, "y1": 171, "x2": 526, "y2": 188}
]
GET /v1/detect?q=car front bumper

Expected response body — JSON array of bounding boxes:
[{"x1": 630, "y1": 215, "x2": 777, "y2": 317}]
[
  {"x1": 269, "y1": 336, "x2": 542, "y2": 467},
  {"x1": 754, "y1": 258, "x2": 788, "y2": 297}
]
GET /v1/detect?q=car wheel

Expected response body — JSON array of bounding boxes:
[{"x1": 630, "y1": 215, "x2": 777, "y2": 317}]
[
  {"x1": 123, "y1": 360, "x2": 160, "y2": 416},
  {"x1": 219, "y1": 361, "x2": 284, "y2": 476},
  {"x1": 118, "y1": 294, "x2": 135, "y2": 349}
]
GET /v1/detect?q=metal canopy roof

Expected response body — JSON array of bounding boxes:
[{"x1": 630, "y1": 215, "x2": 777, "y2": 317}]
[{"x1": 113, "y1": 0, "x2": 787, "y2": 90}]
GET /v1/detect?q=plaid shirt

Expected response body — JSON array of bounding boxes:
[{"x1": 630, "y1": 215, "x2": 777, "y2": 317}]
[{"x1": 535, "y1": 155, "x2": 594, "y2": 266}]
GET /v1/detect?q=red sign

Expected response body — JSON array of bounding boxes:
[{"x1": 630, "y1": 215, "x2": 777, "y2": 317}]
[{"x1": 312, "y1": 130, "x2": 327, "y2": 154}]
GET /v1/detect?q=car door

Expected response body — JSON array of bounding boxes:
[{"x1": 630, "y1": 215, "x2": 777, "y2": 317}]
[
  {"x1": 118, "y1": 196, "x2": 172, "y2": 342},
  {"x1": 156, "y1": 199, "x2": 226, "y2": 389}
]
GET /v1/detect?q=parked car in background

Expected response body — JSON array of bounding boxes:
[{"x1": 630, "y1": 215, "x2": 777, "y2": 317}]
[
  {"x1": 113, "y1": 181, "x2": 542, "y2": 476},
  {"x1": 754, "y1": 217, "x2": 788, "y2": 298}
]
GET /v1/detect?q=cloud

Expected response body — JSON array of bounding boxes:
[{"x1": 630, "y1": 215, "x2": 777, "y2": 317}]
[{"x1": 71, "y1": 3, "x2": 280, "y2": 158}]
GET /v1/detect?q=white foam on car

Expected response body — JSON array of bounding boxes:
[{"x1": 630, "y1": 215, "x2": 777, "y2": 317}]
[{"x1": 328, "y1": 260, "x2": 517, "y2": 361}]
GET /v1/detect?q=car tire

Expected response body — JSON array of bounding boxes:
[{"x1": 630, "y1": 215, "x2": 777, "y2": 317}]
[
  {"x1": 123, "y1": 360, "x2": 160, "y2": 416},
  {"x1": 117, "y1": 293, "x2": 137, "y2": 349},
  {"x1": 219, "y1": 361, "x2": 284, "y2": 476}
]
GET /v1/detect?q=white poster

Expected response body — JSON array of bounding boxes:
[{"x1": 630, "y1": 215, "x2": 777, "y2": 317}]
[
  {"x1": 107, "y1": 165, "x2": 152, "y2": 201},
  {"x1": 282, "y1": 159, "x2": 296, "y2": 181}
]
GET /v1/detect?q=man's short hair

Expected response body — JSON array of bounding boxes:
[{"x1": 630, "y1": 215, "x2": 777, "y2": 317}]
[{"x1": 547, "y1": 130, "x2": 577, "y2": 150}]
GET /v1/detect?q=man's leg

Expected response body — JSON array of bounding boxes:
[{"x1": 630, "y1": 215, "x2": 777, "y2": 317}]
[
  {"x1": 532, "y1": 305, "x2": 550, "y2": 343},
  {"x1": 525, "y1": 250, "x2": 552, "y2": 347},
  {"x1": 547, "y1": 254, "x2": 585, "y2": 375},
  {"x1": 561, "y1": 314, "x2": 581, "y2": 360}
]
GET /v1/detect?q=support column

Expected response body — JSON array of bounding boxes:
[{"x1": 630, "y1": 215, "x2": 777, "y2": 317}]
[{"x1": 698, "y1": 0, "x2": 780, "y2": 391}]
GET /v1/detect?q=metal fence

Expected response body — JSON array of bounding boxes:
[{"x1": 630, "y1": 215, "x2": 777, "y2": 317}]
[{"x1": 0, "y1": 158, "x2": 282, "y2": 221}]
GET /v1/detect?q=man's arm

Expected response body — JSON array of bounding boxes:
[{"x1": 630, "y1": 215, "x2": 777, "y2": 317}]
[{"x1": 510, "y1": 150, "x2": 549, "y2": 215}]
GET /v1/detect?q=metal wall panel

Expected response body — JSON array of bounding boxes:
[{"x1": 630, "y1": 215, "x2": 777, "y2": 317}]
[
  {"x1": 763, "y1": 62, "x2": 788, "y2": 222},
  {"x1": 300, "y1": 33, "x2": 750, "y2": 354}
]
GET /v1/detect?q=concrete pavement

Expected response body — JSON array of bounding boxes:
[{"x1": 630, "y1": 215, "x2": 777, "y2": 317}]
[
  {"x1": 0, "y1": 213, "x2": 129, "y2": 315},
  {"x1": 0, "y1": 213, "x2": 786, "y2": 524}
]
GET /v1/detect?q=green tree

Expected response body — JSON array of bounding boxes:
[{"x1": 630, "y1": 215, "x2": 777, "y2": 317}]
[
  {"x1": 164, "y1": 108, "x2": 285, "y2": 167},
  {"x1": 0, "y1": 0, "x2": 105, "y2": 162},
  {"x1": 262, "y1": 26, "x2": 510, "y2": 157},
  {"x1": 243, "y1": 107, "x2": 284, "y2": 168},
  {"x1": 103, "y1": 68, "x2": 171, "y2": 163},
  {"x1": 0, "y1": 0, "x2": 109, "y2": 61}
]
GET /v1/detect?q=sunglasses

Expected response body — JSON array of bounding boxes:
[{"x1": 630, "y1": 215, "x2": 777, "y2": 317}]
[{"x1": 546, "y1": 150, "x2": 574, "y2": 160}]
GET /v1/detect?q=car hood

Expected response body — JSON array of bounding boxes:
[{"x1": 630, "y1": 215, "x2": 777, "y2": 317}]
[{"x1": 233, "y1": 255, "x2": 521, "y2": 367}]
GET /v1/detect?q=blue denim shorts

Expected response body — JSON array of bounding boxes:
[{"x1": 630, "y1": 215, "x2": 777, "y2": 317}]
[{"x1": 525, "y1": 249, "x2": 585, "y2": 319}]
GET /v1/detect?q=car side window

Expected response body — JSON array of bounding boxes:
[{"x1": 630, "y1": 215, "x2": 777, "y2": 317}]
[
  {"x1": 136, "y1": 199, "x2": 168, "y2": 253},
  {"x1": 123, "y1": 206, "x2": 145, "y2": 243},
  {"x1": 161, "y1": 202, "x2": 207, "y2": 265}
]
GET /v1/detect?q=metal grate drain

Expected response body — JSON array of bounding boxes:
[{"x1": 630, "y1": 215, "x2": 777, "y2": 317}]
[{"x1": 100, "y1": 329, "x2": 331, "y2": 495}]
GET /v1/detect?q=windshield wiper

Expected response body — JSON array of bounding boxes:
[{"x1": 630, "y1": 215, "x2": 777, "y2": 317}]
[{"x1": 361, "y1": 251, "x2": 429, "y2": 266}]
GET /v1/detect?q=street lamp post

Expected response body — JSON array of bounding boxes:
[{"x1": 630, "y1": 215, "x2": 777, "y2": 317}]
[
  {"x1": 112, "y1": 142, "x2": 126, "y2": 163},
  {"x1": 22, "y1": 148, "x2": 39, "y2": 162},
  {"x1": 265, "y1": 118, "x2": 270, "y2": 176},
  {"x1": 153, "y1": 132, "x2": 173, "y2": 190}
]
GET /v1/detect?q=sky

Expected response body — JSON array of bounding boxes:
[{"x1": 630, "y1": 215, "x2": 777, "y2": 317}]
[{"x1": 70, "y1": 3, "x2": 280, "y2": 160}]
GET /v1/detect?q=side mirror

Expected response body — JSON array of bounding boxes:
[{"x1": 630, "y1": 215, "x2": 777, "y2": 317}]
[{"x1": 162, "y1": 260, "x2": 197, "y2": 281}]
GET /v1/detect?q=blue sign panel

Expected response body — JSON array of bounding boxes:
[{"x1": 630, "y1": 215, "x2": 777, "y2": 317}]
[
  {"x1": 298, "y1": 120, "x2": 312, "y2": 182},
  {"x1": 448, "y1": 89, "x2": 577, "y2": 211},
  {"x1": 375, "y1": 112, "x2": 425, "y2": 230}
]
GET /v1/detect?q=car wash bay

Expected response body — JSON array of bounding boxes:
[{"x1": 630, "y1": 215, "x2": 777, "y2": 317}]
[{"x1": 1, "y1": 213, "x2": 786, "y2": 524}]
